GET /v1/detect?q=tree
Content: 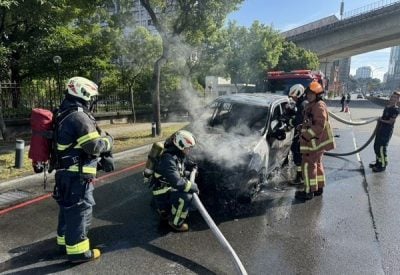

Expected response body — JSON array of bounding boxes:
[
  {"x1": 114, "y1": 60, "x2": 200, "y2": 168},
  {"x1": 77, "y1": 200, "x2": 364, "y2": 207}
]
[
  {"x1": 116, "y1": 27, "x2": 162, "y2": 122},
  {"x1": 139, "y1": 0, "x2": 243, "y2": 135},
  {"x1": 223, "y1": 21, "x2": 284, "y2": 91},
  {"x1": 274, "y1": 41, "x2": 320, "y2": 72},
  {"x1": 0, "y1": 0, "x2": 131, "y2": 106}
]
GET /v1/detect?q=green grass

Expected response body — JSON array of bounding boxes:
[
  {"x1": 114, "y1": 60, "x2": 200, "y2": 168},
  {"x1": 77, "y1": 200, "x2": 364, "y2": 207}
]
[{"x1": 0, "y1": 123, "x2": 188, "y2": 181}]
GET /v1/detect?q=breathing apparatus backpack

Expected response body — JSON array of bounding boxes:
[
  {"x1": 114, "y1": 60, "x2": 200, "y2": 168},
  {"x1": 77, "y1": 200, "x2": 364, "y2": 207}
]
[
  {"x1": 143, "y1": 141, "x2": 164, "y2": 182},
  {"x1": 28, "y1": 108, "x2": 54, "y2": 174},
  {"x1": 28, "y1": 107, "x2": 91, "y2": 182}
]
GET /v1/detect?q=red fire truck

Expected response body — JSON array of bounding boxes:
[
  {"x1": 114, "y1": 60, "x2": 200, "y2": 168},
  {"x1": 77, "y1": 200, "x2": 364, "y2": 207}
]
[{"x1": 265, "y1": 70, "x2": 327, "y2": 95}]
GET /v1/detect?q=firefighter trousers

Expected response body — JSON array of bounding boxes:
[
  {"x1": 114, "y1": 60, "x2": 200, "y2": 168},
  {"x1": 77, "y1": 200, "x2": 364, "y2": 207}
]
[
  {"x1": 373, "y1": 129, "x2": 393, "y2": 168},
  {"x1": 291, "y1": 135, "x2": 302, "y2": 174},
  {"x1": 152, "y1": 187, "x2": 193, "y2": 226},
  {"x1": 301, "y1": 151, "x2": 325, "y2": 193},
  {"x1": 54, "y1": 171, "x2": 95, "y2": 260}
]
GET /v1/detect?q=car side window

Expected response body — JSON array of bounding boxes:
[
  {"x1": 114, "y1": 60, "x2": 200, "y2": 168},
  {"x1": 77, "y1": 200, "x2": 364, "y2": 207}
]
[{"x1": 271, "y1": 104, "x2": 282, "y2": 121}]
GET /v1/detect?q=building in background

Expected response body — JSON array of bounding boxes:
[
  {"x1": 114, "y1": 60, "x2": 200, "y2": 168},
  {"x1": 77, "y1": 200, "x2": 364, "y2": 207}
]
[
  {"x1": 338, "y1": 57, "x2": 351, "y2": 92},
  {"x1": 385, "y1": 45, "x2": 400, "y2": 90},
  {"x1": 383, "y1": 72, "x2": 388, "y2": 83},
  {"x1": 109, "y1": 0, "x2": 158, "y2": 35},
  {"x1": 355, "y1": 66, "x2": 372, "y2": 79},
  {"x1": 205, "y1": 76, "x2": 255, "y2": 98}
]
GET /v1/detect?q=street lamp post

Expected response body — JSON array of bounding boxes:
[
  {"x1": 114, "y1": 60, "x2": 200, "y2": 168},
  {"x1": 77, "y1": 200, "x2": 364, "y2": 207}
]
[{"x1": 53, "y1": 55, "x2": 62, "y2": 96}]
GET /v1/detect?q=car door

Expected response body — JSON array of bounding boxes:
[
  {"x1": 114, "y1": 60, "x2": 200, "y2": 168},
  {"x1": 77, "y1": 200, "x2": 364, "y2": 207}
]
[
  {"x1": 266, "y1": 100, "x2": 293, "y2": 172},
  {"x1": 267, "y1": 102, "x2": 283, "y2": 172}
]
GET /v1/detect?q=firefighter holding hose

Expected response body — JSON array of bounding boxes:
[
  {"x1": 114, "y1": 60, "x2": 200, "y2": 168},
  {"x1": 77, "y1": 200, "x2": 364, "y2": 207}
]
[
  {"x1": 295, "y1": 81, "x2": 335, "y2": 201},
  {"x1": 369, "y1": 91, "x2": 400, "y2": 172}
]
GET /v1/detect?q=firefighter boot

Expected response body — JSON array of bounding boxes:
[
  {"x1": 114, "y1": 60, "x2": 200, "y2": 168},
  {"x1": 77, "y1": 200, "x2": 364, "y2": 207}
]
[
  {"x1": 57, "y1": 245, "x2": 66, "y2": 255},
  {"x1": 157, "y1": 209, "x2": 170, "y2": 221},
  {"x1": 314, "y1": 188, "x2": 324, "y2": 196},
  {"x1": 372, "y1": 166, "x2": 386, "y2": 173},
  {"x1": 69, "y1": 249, "x2": 101, "y2": 264},
  {"x1": 168, "y1": 220, "x2": 189, "y2": 232},
  {"x1": 290, "y1": 171, "x2": 303, "y2": 185},
  {"x1": 295, "y1": 190, "x2": 314, "y2": 201},
  {"x1": 369, "y1": 162, "x2": 376, "y2": 168}
]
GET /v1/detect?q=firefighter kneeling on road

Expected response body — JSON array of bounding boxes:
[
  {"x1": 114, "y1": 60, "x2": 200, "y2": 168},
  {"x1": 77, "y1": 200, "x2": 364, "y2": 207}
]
[
  {"x1": 295, "y1": 81, "x2": 335, "y2": 201},
  {"x1": 287, "y1": 84, "x2": 308, "y2": 185},
  {"x1": 53, "y1": 77, "x2": 114, "y2": 263},
  {"x1": 151, "y1": 130, "x2": 198, "y2": 232}
]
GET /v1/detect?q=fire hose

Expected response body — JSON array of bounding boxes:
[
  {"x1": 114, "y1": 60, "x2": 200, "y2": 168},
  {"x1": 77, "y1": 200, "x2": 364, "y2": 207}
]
[
  {"x1": 190, "y1": 169, "x2": 248, "y2": 275},
  {"x1": 324, "y1": 111, "x2": 379, "y2": 157}
]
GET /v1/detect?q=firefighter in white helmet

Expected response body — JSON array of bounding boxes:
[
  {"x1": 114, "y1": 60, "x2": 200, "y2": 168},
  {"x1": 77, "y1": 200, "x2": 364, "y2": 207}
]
[
  {"x1": 286, "y1": 84, "x2": 308, "y2": 185},
  {"x1": 150, "y1": 130, "x2": 199, "y2": 232},
  {"x1": 53, "y1": 76, "x2": 113, "y2": 262}
]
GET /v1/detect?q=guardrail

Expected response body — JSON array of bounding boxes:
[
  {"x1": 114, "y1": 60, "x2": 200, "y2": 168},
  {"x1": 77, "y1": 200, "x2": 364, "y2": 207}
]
[
  {"x1": 286, "y1": 0, "x2": 400, "y2": 41},
  {"x1": 343, "y1": 0, "x2": 400, "y2": 19},
  {"x1": 366, "y1": 96, "x2": 389, "y2": 106}
]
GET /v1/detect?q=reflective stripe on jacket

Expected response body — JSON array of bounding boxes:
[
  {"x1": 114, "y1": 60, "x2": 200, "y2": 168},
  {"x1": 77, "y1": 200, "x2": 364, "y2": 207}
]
[
  {"x1": 300, "y1": 100, "x2": 335, "y2": 153},
  {"x1": 56, "y1": 99, "x2": 111, "y2": 175},
  {"x1": 151, "y1": 146, "x2": 190, "y2": 193}
]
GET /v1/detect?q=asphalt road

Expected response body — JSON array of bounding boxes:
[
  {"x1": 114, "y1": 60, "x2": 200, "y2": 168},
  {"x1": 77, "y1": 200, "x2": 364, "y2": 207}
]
[{"x1": 0, "y1": 98, "x2": 399, "y2": 274}]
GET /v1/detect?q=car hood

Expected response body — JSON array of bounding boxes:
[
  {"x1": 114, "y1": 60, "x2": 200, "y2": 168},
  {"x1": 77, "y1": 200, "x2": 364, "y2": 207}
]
[{"x1": 188, "y1": 126, "x2": 267, "y2": 170}]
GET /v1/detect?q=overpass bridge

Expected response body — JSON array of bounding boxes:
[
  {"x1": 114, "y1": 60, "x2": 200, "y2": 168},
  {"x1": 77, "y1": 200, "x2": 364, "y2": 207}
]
[{"x1": 283, "y1": 0, "x2": 400, "y2": 62}]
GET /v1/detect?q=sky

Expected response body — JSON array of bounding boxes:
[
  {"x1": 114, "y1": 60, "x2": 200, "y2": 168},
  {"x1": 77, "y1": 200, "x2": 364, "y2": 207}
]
[{"x1": 227, "y1": 0, "x2": 393, "y2": 80}]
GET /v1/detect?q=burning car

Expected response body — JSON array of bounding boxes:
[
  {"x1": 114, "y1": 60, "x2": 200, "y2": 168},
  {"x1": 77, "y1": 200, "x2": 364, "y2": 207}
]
[{"x1": 187, "y1": 93, "x2": 294, "y2": 205}]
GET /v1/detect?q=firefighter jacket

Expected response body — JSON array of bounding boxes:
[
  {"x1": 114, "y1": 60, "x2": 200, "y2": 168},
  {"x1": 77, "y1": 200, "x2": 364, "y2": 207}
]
[
  {"x1": 377, "y1": 105, "x2": 399, "y2": 134},
  {"x1": 55, "y1": 97, "x2": 112, "y2": 176},
  {"x1": 300, "y1": 100, "x2": 335, "y2": 153},
  {"x1": 152, "y1": 145, "x2": 193, "y2": 194}
]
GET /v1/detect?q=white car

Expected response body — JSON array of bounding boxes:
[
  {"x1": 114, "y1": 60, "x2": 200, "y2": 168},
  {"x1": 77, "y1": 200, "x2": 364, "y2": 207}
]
[{"x1": 187, "y1": 93, "x2": 294, "y2": 206}]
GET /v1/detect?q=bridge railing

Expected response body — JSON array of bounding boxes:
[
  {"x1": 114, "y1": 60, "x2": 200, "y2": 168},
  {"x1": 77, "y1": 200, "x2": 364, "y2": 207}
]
[
  {"x1": 286, "y1": 0, "x2": 400, "y2": 41},
  {"x1": 343, "y1": 0, "x2": 400, "y2": 19}
]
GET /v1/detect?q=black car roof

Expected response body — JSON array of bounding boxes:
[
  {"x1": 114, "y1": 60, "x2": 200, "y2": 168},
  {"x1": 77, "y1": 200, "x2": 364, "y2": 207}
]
[{"x1": 213, "y1": 93, "x2": 287, "y2": 107}]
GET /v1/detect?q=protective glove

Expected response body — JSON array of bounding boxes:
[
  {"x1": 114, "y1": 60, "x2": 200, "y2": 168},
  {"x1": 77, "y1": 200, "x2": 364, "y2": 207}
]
[
  {"x1": 185, "y1": 160, "x2": 198, "y2": 172},
  {"x1": 186, "y1": 181, "x2": 199, "y2": 194},
  {"x1": 98, "y1": 152, "x2": 115, "y2": 172}
]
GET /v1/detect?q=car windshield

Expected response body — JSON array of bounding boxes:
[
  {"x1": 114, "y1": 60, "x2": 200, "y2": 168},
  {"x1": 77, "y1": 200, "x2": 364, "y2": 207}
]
[
  {"x1": 267, "y1": 78, "x2": 312, "y2": 95},
  {"x1": 206, "y1": 101, "x2": 269, "y2": 134}
]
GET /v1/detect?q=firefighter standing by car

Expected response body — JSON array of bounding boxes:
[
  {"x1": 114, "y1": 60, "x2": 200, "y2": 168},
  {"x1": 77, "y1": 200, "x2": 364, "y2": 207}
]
[
  {"x1": 53, "y1": 77, "x2": 114, "y2": 263},
  {"x1": 369, "y1": 90, "x2": 400, "y2": 172},
  {"x1": 150, "y1": 130, "x2": 199, "y2": 232},
  {"x1": 286, "y1": 84, "x2": 308, "y2": 185},
  {"x1": 295, "y1": 81, "x2": 335, "y2": 201}
]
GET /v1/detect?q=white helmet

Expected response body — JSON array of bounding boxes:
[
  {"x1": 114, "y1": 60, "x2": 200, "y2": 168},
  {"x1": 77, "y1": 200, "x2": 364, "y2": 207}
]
[
  {"x1": 289, "y1": 84, "x2": 305, "y2": 98},
  {"x1": 66, "y1": 76, "x2": 98, "y2": 101},
  {"x1": 172, "y1": 130, "x2": 196, "y2": 150}
]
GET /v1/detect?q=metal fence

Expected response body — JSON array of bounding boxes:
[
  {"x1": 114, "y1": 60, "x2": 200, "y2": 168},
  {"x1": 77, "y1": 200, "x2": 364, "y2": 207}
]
[
  {"x1": 343, "y1": 0, "x2": 400, "y2": 19},
  {"x1": 0, "y1": 81, "x2": 135, "y2": 120}
]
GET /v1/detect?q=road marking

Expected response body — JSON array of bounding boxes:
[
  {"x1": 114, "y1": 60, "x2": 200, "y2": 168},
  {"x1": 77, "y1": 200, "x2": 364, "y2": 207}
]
[{"x1": 0, "y1": 162, "x2": 146, "y2": 216}]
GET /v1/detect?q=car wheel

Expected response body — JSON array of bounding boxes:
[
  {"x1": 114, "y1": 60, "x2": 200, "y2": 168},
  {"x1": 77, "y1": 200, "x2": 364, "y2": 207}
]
[{"x1": 237, "y1": 169, "x2": 264, "y2": 203}]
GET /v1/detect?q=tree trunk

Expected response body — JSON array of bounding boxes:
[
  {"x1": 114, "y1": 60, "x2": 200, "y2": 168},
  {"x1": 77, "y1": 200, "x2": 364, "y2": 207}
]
[
  {"x1": 129, "y1": 86, "x2": 136, "y2": 124},
  {"x1": 152, "y1": 57, "x2": 164, "y2": 136},
  {"x1": 0, "y1": 105, "x2": 8, "y2": 141}
]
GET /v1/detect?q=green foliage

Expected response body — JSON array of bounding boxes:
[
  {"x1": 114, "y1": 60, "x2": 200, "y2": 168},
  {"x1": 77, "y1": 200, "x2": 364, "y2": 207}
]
[
  {"x1": 223, "y1": 21, "x2": 284, "y2": 88},
  {"x1": 139, "y1": 0, "x2": 244, "y2": 100},
  {"x1": 116, "y1": 27, "x2": 162, "y2": 87},
  {"x1": 0, "y1": 44, "x2": 10, "y2": 79},
  {"x1": 0, "y1": 0, "x2": 128, "y2": 83},
  {"x1": 275, "y1": 41, "x2": 320, "y2": 72}
]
